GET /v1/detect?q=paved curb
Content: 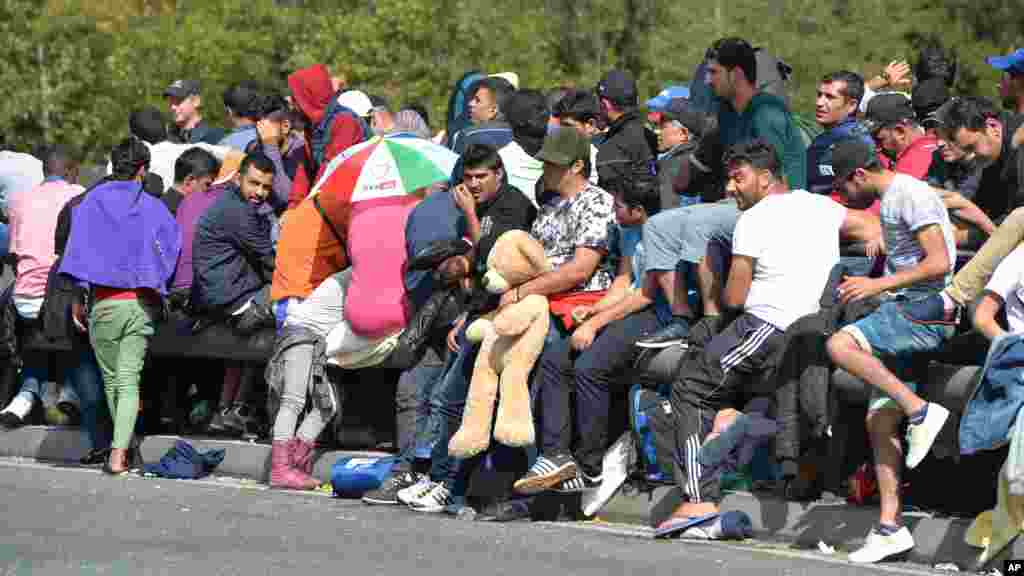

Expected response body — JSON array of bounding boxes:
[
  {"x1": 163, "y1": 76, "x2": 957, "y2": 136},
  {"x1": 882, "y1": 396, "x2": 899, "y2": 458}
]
[
  {"x1": 2, "y1": 425, "x2": 1019, "y2": 571},
  {"x1": 0, "y1": 426, "x2": 387, "y2": 484},
  {"x1": 599, "y1": 484, "x2": 1022, "y2": 570}
]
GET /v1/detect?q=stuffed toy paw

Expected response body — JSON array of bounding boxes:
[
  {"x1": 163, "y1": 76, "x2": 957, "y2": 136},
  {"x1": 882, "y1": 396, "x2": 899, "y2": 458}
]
[{"x1": 448, "y1": 231, "x2": 552, "y2": 458}]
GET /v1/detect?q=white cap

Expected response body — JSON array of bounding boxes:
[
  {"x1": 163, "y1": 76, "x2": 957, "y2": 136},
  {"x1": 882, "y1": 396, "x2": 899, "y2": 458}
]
[
  {"x1": 489, "y1": 72, "x2": 520, "y2": 89},
  {"x1": 337, "y1": 90, "x2": 374, "y2": 117}
]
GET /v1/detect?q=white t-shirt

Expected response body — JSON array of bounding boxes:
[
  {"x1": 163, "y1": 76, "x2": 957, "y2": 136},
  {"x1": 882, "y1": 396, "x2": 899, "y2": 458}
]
[
  {"x1": 498, "y1": 141, "x2": 544, "y2": 207},
  {"x1": 985, "y1": 245, "x2": 1024, "y2": 334},
  {"x1": 0, "y1": 151, "x2": 43, "y2": 210},
  {"x1": 106, "y1": 141, "x2": 231, "y2": 194},
  {"x1": 880, "y1": 173, "x2": 956, "y2": 294},
  {"x1": 732, "y1": 190, "x2": 847, "y2": 330}
]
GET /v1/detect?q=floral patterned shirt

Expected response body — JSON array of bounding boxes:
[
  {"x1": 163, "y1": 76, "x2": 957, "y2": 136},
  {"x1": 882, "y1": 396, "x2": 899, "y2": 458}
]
[{"x1": 530, "y1": 183, "x2": 615, "y2": 292}]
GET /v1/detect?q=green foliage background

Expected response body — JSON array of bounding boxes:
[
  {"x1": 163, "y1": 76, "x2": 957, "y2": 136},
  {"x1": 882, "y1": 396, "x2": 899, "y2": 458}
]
[{"x1": 2, "y1": 0, "x2": 1021, "y2": 161}]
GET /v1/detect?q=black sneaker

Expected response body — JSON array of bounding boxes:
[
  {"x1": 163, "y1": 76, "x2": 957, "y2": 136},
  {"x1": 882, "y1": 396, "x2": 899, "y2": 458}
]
[
  {"x1": 635, "y1": 320, "x2": 691, "y2": 349},
  {"x1": 555, "y1": 470, "x2": 602, "y2": 493},
  {"x1": 207, "y1": 407, "x2": 242, "y2": 436},
  {"x1": 362, "y1": 471, "x2": 425, "y2": 505},
  {"x1": 512, "y1": 453, "x2": 579, "y2": 495},
  {"x1": 0, "y1": 411, "x2": 25, "y2": 431}
]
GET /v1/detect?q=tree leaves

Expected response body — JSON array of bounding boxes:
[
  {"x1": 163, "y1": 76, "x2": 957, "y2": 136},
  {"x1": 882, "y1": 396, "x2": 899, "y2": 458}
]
[{"x1": 0, "y1": 0, "x2": 1017, "y2": 161}]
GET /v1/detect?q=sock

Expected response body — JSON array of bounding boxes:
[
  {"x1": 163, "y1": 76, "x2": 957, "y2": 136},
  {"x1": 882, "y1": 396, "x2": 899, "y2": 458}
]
[
  {"x1": 908, "y1": 404, "x2": 928, "y2": 426},
  {"x1": 940, "y1": 291, "x2": 957, "y2": 312},
  {"x1": 877, "y1": 523, "x2": 902, "y2": 535},
  {"x1": 2, "y1": 392, "x2": 37, "y2": 418}
]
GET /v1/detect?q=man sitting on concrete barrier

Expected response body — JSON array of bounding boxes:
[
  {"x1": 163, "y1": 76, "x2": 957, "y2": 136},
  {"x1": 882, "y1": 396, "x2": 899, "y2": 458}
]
[
  {"x1": 826, "y1": 138, "x2": 958, "y2": 564},
  {"x1": 656, "y1": 139, "x2": 870, "y2": 539}
]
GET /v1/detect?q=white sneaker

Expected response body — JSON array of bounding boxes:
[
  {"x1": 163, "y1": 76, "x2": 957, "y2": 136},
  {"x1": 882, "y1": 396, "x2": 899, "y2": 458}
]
[
  {"x1": 848, "y1": 527, "x2": 914, "y2": 564},
  {"x1": 1, "y1": 393, "x2": 35, "y2": 419},
  {"x1": 905, "y1": 403, "x2": 950, "y2": 469},
  {"x1": 397, "y1": 477, "x2": 434, "y2": 506},
  {"x1": 407, "y1": 482, "x2": 452, "y2": 513}
]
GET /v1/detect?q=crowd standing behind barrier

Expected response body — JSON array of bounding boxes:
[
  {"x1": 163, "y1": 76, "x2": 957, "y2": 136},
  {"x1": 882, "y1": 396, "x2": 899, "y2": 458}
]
[{"x1": 4, "y1": 39, "x2": 1024, "y2": 566}]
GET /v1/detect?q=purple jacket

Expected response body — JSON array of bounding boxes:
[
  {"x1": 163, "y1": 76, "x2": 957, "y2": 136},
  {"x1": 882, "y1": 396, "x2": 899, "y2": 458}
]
[
  {"x1": 59, "y1": 179, "x2": 181, "y2": 295},
  {"x1": 171, "y1": 183, "x2": 227, "y2": 290}
]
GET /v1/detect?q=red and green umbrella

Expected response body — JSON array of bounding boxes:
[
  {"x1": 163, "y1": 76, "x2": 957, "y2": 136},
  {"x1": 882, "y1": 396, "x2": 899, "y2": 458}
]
[{"x1": 309, "y1": 134, "x2": 459, "y2": 203}]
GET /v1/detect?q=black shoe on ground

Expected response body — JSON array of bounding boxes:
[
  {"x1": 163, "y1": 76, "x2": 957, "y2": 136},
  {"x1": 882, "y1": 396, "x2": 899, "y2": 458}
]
[
  {"x1": 555, "y1": 470, "x2": 602, "y2": 493},
  {"x1": 0, "y1": 412, "x2": 25, "y2": 431},
  {"x1": 79, "y1": 447, "x2": 112, "y2": 466},
  {"x1": 362, "y1": 471, "x2": 426, "y2": 505},
  {"x1": 207, "y1": 407, "x2": 242, "y2": 436},
  {"x1": 635, "y1": 320, "x2": 691, "y2": 349}
]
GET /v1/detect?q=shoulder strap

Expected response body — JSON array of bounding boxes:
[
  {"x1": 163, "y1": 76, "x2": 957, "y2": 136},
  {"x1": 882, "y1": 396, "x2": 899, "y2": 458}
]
[{"x1": 312, "y1": 195, "x2": 345, "y2": 245}]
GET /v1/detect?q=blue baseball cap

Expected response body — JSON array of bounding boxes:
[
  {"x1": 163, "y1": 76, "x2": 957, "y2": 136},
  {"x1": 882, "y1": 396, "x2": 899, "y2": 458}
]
[
  {"x1": 645, "y1": 85, "x2": 690, "y2": 111},
  {"x1": 987, "y1": 48, "x2": 1024, "y2": 75}
]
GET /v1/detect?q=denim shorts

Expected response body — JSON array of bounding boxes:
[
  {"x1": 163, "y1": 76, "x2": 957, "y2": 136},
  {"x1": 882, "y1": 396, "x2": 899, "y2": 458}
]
[{"x1": 840, "y1": 293, "x2": 956, "y2": 411}]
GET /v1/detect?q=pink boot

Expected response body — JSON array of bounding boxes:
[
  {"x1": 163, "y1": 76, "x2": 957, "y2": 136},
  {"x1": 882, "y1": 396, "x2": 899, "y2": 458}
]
[
  {"x1": 269, "y1": 441, "x2": 320, "y2": 490},
  {"x1": 291, "y1": 438, "x2": 319, "y2": 476}
]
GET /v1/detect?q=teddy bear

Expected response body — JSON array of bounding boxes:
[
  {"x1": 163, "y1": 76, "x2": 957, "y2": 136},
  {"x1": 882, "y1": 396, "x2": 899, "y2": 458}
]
[{"x1": 447, "y1": 230, "x2": 553, "y2": 459}]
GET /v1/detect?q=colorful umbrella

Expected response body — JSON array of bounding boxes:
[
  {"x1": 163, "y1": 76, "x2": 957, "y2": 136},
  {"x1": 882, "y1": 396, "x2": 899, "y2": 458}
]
[{"x1": 309, "y1": 134, "x2": 459, "y2": 203}]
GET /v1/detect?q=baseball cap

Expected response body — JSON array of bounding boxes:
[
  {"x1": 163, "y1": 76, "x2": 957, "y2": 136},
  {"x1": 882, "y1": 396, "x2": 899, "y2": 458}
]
[
  {"x1": 911, "y1": 78, "x2": 950, "y2": 127},
  {"x1": 863, "y1": 93, "x2": 915, "y2": 133},
  {"x1": 337, "y1": 90, "x2": 374, "y2": 117},
  {"x1": 987, "y1": 48, "x2": 1024, "y2": 75},
  {"x1": 596, "y1": 70, "x2": 638, "y2": 107},
  {"x1": 660, "y1": 98, "x2": 705, "y2": 136},
  {"x1": 830, "y1": 138, "x2": 876, "y2": 183},
  {"x1": 489, "y1": 72, "x2": 520, "y2": 89},
  {"x1": 163, "y1": 79, "x2": 201, "y2": 99},
  {"x1": 645, "y1": 85, "x2": 690, "y2": 111},
  {"x1": 536, "y1": 126, "x2": 591, "y2": 166}
]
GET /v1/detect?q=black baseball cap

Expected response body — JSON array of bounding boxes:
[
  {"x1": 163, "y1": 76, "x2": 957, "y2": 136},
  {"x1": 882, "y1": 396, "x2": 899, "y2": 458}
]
[
  {"x1": 830, "y1": 138, "x2": 876, "y2": 182},
  {"x1": 863, "y1": 93, "x2": 915, "y2": 133},
  {"x1": 163, "y1": 79, "x2": 201, "y2": 99},
  {"x1": 660, "y1": 98, "x2": 705, "y2": 136},
  {"x1": 596, "y1": 70, "x2": 638, "y2": 107}
]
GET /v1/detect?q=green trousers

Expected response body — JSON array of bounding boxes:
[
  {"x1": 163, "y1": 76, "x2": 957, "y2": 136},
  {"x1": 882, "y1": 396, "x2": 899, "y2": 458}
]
[{"x1": 89, "y1": 299, "x2": 156, "y2": 449}]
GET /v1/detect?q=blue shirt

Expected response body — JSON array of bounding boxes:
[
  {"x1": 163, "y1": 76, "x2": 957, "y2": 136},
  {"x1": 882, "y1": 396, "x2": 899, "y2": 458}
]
[
  {"x1": 218, "y1": 125, "x2": 259, "y2": 152},
  {"x1": 404, "y1": 190, "x2": 467, "y2": 310},
  {"x1": 615, "y1": 225, "x2": 672, "y2": 325},
  {"x1": 806, "y1": 117, "x2": 873, "y2": 196}
]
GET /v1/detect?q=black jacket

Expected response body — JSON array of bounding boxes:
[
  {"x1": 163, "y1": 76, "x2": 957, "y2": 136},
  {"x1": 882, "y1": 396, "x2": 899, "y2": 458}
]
[
  {"x1": 191, "y1": 184, "x2": 275, "y2": 315},
  {"x1": 596, "y1": 110, "x2": 657, "y2": 191},
  {"x1": 771, "y1": 264, "x2": 881, "y2": 465}
]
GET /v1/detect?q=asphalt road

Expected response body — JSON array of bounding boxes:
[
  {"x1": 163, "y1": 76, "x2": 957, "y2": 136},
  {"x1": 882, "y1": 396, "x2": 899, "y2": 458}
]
[{"x1": 0, "y1": 460, "x2": 929, "y2": 576}]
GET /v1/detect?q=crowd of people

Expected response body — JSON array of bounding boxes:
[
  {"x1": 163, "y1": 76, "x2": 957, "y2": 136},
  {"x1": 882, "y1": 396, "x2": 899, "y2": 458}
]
[{"x1": 3, "y1": 35, "x2": 1024, "y2": 564}]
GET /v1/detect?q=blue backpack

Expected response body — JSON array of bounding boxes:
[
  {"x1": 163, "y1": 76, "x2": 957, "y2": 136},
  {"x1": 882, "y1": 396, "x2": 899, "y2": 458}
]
[
  {"x1": 629, "y1": 383, "x2": 675, "y2": 485},
  {"x1": 330, "y1": 455, "x2": 398, "y2": 498}
]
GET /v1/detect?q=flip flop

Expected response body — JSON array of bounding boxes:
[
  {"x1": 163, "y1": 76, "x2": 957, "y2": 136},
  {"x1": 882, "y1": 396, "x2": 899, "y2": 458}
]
[{"x1": 654, "y1": 512, "x2": 720, "y2": 539}]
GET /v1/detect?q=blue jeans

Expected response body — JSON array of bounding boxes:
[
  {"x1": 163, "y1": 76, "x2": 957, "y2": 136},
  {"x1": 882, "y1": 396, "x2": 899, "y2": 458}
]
[
  {"x1": 393, "y1": 346, "x2": 447, "y2": 473},
  {"x1": 429, "y1": 327, "x2": 479, "y2": 489},
  {"x1": 67, "y1": 349, "x2": 110, "y2": 450},
  {"x1": 841, "y1": 293, "x2": 956, "y2": 411},
  {"x1": 0, "y1": 223, "x2": 9, "y2": 259}
]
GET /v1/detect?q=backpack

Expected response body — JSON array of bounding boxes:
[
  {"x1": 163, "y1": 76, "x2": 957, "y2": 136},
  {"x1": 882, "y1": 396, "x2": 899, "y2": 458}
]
[
  {"x1": 330, "y1": 455, "x2": 398, "y2": 498},
  {"x1": 628, "y1": 383, "x2": 676, "y2": 485},
  {"x1": 444, "y1": 70, "x2": 485, "y2": 147},
  {"x1": 308, "y1": 96, "x2": 371, "y2": 181}
]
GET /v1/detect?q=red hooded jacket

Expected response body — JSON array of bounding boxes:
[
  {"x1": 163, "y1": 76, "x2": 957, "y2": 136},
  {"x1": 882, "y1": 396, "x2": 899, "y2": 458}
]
[{"x1": 287, "y1": 64, "x2": 366, "y2": 208}]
